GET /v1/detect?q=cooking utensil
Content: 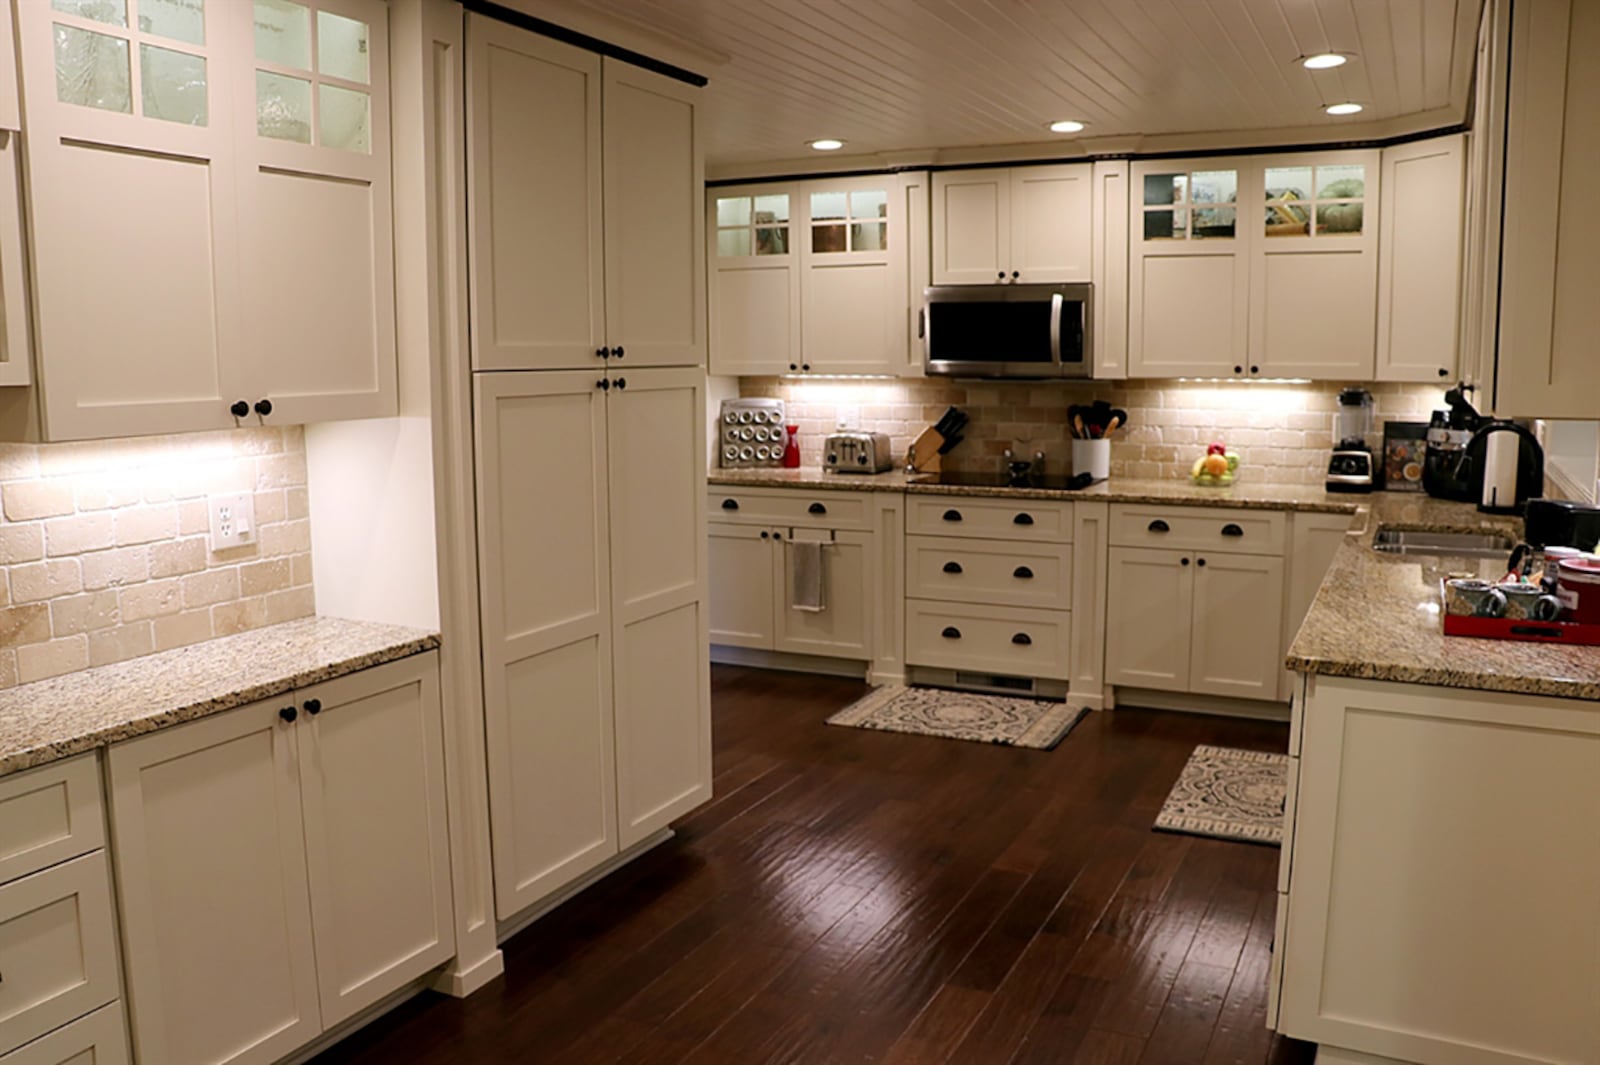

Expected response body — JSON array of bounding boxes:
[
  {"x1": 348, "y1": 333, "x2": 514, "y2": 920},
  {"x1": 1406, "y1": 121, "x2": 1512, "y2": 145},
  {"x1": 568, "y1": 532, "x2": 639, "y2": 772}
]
[{"x1": 1072, "y1": 414, "x2": 1087, "y2": 439}]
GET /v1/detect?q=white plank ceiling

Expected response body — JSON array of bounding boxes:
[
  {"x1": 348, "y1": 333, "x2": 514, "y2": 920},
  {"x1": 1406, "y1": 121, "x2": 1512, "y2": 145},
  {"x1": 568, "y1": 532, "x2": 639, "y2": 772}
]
[{"x1": 557, "y1": 0, "x2": 1481, "y2": 173}]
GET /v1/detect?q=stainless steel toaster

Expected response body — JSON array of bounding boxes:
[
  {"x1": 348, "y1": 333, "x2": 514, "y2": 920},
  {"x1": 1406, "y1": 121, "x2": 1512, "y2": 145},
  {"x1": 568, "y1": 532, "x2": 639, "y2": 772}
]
[{"x1": 824, "y1": 431, "x2": 894, "y2": 474}]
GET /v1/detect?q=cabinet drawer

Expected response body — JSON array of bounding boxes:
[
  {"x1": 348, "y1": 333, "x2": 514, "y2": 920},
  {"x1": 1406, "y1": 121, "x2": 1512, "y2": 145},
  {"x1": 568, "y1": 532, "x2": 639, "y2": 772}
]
[
  {"x1": 906, "y1": 535, "x2": 1072, "y2": 609},
  {"x1": 707, "y1": 488, "x2": 871, "y2": 530},
  {"x1": 906, "y1": 496, "x2": 1072, "y2": 543},
  {"x1": 0, "y1": 852, "x2": 120, "y2": 1056},
  {"x1": 1109, "y1": 505, "x2": 1286, "y2": 555},
  {"x1": 0, "y1": 1003, "x2": 128, "y2": 1065},
  {"x1": 0, "y1": 755, "x2": 104, "y2": 887},
  {"x1": 906, "y1": 600, "x2": 1070, "y2": 680}
]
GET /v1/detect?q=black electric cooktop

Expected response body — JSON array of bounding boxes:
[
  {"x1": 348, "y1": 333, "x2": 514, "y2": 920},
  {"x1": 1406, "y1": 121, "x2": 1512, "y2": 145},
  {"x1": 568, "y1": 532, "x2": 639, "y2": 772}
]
[{"x1": 923, "y1": 471, "x2": 1096, "y2": 491}]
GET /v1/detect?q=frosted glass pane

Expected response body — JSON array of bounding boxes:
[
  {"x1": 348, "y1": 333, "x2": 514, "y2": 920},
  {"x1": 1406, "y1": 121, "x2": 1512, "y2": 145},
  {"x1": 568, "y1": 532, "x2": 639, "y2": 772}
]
[
  {"x1": 753, "y1": 194, "x2": 788, "y2": 223},
  {"x1": 1318, "y1": 164, "x2": 1365, "y2": 199},
  {"x1": 140, "y1": 43, "x2": 206, "y2": 125},
  {"x1": 851, "y1": 188, "x2": 887, "y2": 219},
  {"x1": 811, "y1": 190, "x2": 847, "y2": 221},
  {"x1": 317, "y1": 10, "x2": 369, "y2": 83},
  {"x1": 1190, "y1": 170, "x2": 1236, "y2": 203},
  {"x1": 52, "y1": 0, "x2": 127, "y2": 27},
  {"x1": 137, "y1": 0, "x2": 204, "y2": 44},
  {"x1": 1265, "y1": 166, "x2": 1312, "y2": 202},
  {"x1": 54, "y1": 24, "x2": 131, "y2": 113},
  {"x1": 257, "y1": 69, "x2": 311, "y2": 142},
  {"x1": 850, "y1": 221, "x2": 885, "y2": 251},
  {"x1": 319, "y1": 83, "x2": 370, "y2": 153},
  {"x1": 716, "y1": 228, "x2": 750, "y2": 257},
  {"x1": 755, "y1": 226, "x2": 788, "y2": 255},
  {"x1": 1192, "y1": 206, "x2": 1235, "y2": 239},
  {"x1": 812, "y1": 224, "x2": 846, "y2": 253},
  {"x1": 715, "y1": 196, "x2": 750, "y2": 227},
  {"x1": 1144, "y1": 174, "x2": 1184, "y2": 206},
  {"x1": 254, "y1": 0, "x2": 309, "y2": 69},
  {"x1": 1317, "y1": 202, "x2": 1364, "y2": 235}
]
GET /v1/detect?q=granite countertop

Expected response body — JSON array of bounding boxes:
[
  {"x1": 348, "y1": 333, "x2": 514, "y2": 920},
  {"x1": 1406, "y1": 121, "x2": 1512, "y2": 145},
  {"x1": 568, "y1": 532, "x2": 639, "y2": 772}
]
[
  {"x1": 1286, "y1": 497, "x2": 1600, "y2": 700},
  {"x1": 0, "y1": 616, "x2": 439, "y2": 777},
  {"x1": 708, "y1": 468, "x2": 921, "y2": 491}
]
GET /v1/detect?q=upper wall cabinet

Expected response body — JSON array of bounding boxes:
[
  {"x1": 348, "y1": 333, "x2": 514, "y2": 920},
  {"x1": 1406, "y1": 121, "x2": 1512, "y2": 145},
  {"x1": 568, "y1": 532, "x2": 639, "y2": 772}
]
[
  {"x1": 932, "y1": 164, "x2": 1091, "y2": 285},
  {"x1": 468, "y1": 19, "x2": 704, "y2": 374},
  {"x1": 707, "y1": 174, "x2": 906, "y2": 376},
  {"x1": 1494, "y1": 0, "x2": 1600, "y2": 418},
  {"x1": 0, "y1": 0, "x2": 18, "y2": 132},
  {"x1": 1376, "y1": 135, "x2": 1465, "y2": 383},
  {"x1": 9, "y1": 0, "x2": 397, "y2": 441},
  {"x1": 0, "y1": 132, "x2": 30, "y2": 390}
]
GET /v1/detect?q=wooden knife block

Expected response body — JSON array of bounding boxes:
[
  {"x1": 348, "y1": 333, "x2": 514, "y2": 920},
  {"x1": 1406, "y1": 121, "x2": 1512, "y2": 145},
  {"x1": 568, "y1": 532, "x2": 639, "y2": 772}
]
[{"x1": 910, "y1": 427, "x2": 945, "y2": 473}]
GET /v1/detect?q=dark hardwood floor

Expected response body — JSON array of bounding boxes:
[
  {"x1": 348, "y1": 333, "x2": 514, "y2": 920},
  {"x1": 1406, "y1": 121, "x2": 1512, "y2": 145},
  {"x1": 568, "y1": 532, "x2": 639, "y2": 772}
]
[{"x1": 312, "y1": 666, "x2": 1318, "y2": 1064}]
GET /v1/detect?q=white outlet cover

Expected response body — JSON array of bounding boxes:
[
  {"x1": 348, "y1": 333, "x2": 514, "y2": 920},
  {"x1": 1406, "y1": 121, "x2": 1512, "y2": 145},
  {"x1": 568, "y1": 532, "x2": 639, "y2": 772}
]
[{"x1": 208, "y1": 492, "x2": 256, "y2": 552}]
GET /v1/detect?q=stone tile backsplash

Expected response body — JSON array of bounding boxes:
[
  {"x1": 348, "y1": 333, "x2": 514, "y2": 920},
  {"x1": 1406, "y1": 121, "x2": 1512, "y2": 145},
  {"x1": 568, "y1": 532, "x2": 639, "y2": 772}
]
[
  {"x1": 736, "y1": 377, "x2": 1447, "y2": 483},
  {"x1": 0, "y1": 427, "x2": 315, "y2": 689}
]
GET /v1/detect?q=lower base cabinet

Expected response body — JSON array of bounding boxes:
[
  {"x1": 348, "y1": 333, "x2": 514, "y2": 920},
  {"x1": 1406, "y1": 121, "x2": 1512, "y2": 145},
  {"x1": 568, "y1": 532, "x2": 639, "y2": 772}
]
[
  {"x1": 0, "y1": 1004, "x2": 129, "y2": 1065},
  {"x1": 108, "y1": 653, "x2": 453, "y2": 1065},
  {"x1": 708, "y1": 523, "x2": 873, "y2": 660}
]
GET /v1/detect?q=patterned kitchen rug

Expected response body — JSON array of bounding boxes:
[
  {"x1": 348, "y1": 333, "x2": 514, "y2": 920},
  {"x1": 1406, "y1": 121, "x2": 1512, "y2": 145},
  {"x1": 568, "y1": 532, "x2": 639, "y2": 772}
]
[
  {"x1": 1154, "y1": 745, "x2": 1289, "y2": 846},
  {"x1": 825, "y1": 685, "x2": 1085, "y2": 750}
]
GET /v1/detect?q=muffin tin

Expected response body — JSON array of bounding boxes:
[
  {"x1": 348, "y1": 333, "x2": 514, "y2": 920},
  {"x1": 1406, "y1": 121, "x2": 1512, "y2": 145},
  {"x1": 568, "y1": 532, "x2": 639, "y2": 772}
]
[{"x1": 719, "y1": 398, "x2": 787, "y2": 468}]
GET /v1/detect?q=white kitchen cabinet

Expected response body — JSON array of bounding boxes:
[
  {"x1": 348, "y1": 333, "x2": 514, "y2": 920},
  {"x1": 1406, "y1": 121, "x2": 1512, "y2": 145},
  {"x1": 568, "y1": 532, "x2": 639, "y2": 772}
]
[
  {"x1": 708, "y1": 523, "x2": 779, "y2": 648},
  {"x1": 1090, "y1": 160, "x2": 1129, "y2": 379},
  {"x1": 109, "y1": 653, "x2": 448, "y2": 1065},
  {"x1": 1493, "y1": 0, "x2": 1600, "y2": 417},
  {"x1": 932, "y1": 165, "x2": 1092, "y2": 285},
  {"x1": 476, "y1": 367, "x2": 710, "y2": 912},
  {"x1": 0, "y1": 133, "x2": 30, "y2": 389},
  {"x1": 707, "y1": 184, "x2": 800, "y2": 377},
  {"x1": 1375, "y1": 135, "x2": 1465, "y2": 383},
  {"x1": 9, "y1": 0, "x2": 397, "y2": 440},
  {"x1": 1187, "y1": 553, "x2": 1285, "y2": 699},
  {"x1": 1104, "y1": 547, "x2": 1194, "y2": 691},
  {"x1": 0, "y1": 1, "x2": 17, "y2": 134},
  {"x1": 1280, "y1": 676, "x2": 1600, "y2": 1063},
  {"x1": 1284, "y1": 512, "x2": 1352, "y2": 698},
  {"x1": 799, "y1": 176, "x2": 906, "y2": 375},
  {"x1": 901, "y1": 171, "x2": 931, "y2": 376},
  {"x1": 0, "y1": 755, "x2": 104, "y2": 888},
  {"x1": 1460, "y1": 0, "x2": 1511, "y2": 398},
  {"x1": 468, "y1": 18, "x2": 703, "y2": 374},
  {"x1": 774, "y1": 530, "x2": 871, "y2": 659},
  {"x1": 0, "y1": 1003, "x2": 129, "y2": 1065}
]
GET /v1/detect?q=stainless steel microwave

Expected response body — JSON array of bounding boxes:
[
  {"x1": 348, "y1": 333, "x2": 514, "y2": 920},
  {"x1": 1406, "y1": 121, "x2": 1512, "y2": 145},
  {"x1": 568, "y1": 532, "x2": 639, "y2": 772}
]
[{"x1": 923, "y1": 283, "x2": 1092, "y2": 379}]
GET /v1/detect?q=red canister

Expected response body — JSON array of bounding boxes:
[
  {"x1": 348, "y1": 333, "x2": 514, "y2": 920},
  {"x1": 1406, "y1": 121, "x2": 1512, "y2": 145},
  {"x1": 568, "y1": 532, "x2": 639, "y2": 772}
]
[{"x1": 1556, "y1": 558, "x2": 1600, "y2": 624}]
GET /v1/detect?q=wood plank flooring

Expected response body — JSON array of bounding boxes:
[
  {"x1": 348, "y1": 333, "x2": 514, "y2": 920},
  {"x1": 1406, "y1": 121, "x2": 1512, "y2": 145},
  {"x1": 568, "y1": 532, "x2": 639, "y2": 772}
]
[{"x1": 312, "y1": 666, "x2": 1318, "y2": 1064}]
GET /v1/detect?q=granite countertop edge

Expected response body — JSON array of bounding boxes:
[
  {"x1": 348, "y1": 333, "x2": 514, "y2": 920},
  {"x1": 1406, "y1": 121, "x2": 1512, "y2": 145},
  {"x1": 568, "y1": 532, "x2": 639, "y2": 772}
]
[
  {"x1": 0, "y1": 618, "x2": 440, "y2": 778},
  {"x1": 1282, "y1": 654, "x2": 1600, "y2": 701}
]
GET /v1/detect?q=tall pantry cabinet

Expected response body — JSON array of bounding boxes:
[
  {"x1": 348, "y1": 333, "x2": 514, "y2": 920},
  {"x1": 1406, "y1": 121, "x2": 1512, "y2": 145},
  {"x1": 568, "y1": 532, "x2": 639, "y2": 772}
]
[{"x1": 466, "y1": 15, "x2": 711, "y2": 921}]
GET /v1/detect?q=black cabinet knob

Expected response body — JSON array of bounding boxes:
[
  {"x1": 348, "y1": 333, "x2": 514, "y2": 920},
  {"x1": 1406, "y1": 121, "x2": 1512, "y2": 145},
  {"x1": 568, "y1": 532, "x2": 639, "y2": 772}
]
[
  {"x1": 1181, "y1": 557, "x2": 1191, "y2": 566},
  {"x1": 1234, "y1": 365, "x2": 1243, "y2": 374},
  {"x1": 760, "y1": 530, "x2": 769, "y2": 539},
  {"x1": 808, "y1": 502, "x2": 827, "y2": 515},
  {"x1": 254, "y1": 398, "x2": 273, "y2": 417},
  {"x1": 597, "y1": 346, "x2": 611, "y2": 359},
  {"x1": 304, "y1": 698, "x2": 322, "y2": 715},
  {"x1": 943, "y1": 509, "x2": 963, "y2": 522},
  {"x1": 1011, "y1": 633, "x2": 1032, "y2": 646},
  {"x1": 1221, "y1": 523, "x2": 1244, "y2": 537},
  {"x1": 943, "y1": 561, "x2": 963, "y2": 574},
  {"x1": 772, "y1": 531, "x2": 783, "y2": 540},
  {"x1": 614, "y1": 378, "x2": 627, "y2": 390},
  {"x1": 230, "y1": 400, "x2": 250, "y2": 418},
  {"x1": 1013, "y1": 513, "x2": 1034, "y2": 526},
  {"x1": 1148, "y1": 519, "x2": 1170, "y2": 533},
  {"x1": 1439, "y1": 367, "x2": 1449, "y2": 377},
  {"x1": 1011, "y1": 270, "x2": 1020, "y2": 279},
  {"x1": 941, "y1": 626, "x2": 962, "y2": 639},
  {"x1": 997, "y1": 271, "x2": 1006, "y2": 279},
  {"x1": 789, "y1": 363, "x2": 798, "y2": 371},
  {"x1": 721, "y1": 499, "x2": 739, "y2": 510},
  {"x1": 1197, "y1": 558, "x2": 1207, "y2": 567},
  {"x1": 1013, "y1": 566, "x2": 1033, "y2": 579},
  {"x1": 279, "y1": 706, "x2": 297, "y2": 723},
  {"x1": 613, "y1": 346, "x2": 625, "y2": 359},
  {"x1": 597, "y1": 378, "x2": 610, "y2": 390},
  {"x1": 1250, "y1": 366, "x2": 1259, "y2": 375},
  {"x1": 801, "y1": 363, "x2": 811, "y2": 371}
]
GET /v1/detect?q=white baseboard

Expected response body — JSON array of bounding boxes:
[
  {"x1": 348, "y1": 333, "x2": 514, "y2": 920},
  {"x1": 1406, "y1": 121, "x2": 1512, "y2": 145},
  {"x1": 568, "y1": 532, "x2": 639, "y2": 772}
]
[
  {"x1": 429, "y1": 948, "x2": 505, "y2": 998},
  {"x1": 1113, "y1": 686, "x2": 1290, "y2": 722},
  {"x1": 710, "y1": 645, "x2": 869, "y2": 679},
  {"x1": 495, "y1": 828, "x2": 676, "y2": 943}
]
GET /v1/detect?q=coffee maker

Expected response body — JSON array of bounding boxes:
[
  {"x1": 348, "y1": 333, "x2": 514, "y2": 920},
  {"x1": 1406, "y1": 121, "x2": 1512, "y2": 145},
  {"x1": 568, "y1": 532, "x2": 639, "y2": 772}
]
[
  {"x1": 1326, "y1": 388, "x2": 1375, "y2": 493},
  {"x1": 1423, "y1": 384, "x2": 1482, "y2": 502}
]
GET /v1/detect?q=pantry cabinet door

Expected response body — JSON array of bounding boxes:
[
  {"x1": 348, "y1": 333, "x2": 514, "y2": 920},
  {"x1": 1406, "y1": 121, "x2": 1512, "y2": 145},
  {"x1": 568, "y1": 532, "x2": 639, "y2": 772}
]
[
  {"x1": 800, "y1": 177, "x2": 906, "y2": 374},
  {"x1": 707, "y1": 184, "x2": 800, "y2": 376},
  {"x1": 108, "y1": 700, "x2": 321, "y2": 1065},
  {"x1": 474, "y1": 370, "x2": 618, "y2": 917},
  {"x1": 1376, "y1": 136, "x2": 1464, "y2": 383},
  {"x1": 607, "y1": 367, "x2": 711, "y2": 848},
  {"x1": 773, "y1": 530, "x2": 871, "y2": 659},
  {"x1": 707, "y1": 523, "x2": 776, "y2": 649},
  {"x1": 1188, "y1": 552, "x2": 1285, "y2": 700},
  {"x1": 234, "y1": 0, "x2": 397, "y2": 424},
  {"x1": 603, "y1": 61, "x2": 704, "y2": 368},
  {"x1": 932, "y1": 169, "x2": 1010, "y2": 284},
  {"x1": 1010, "y1": 164, "x2": 1092, "y2": 283},
  {"x1": 1104, "y1": 547, "x2": 1193, "y2": 692},
  {"x1": 467, "y1": 18, "x2": 605, "y2": 372},
  {"x1": 296, "y1": 654, "x2": 453, "y2": 1028},
  {"x1": 1251, "y1": 151, "x2": 1380, "y2": 380},
  {"x1": 14, "y1": 0, "x2": 249, "y2": 439}
]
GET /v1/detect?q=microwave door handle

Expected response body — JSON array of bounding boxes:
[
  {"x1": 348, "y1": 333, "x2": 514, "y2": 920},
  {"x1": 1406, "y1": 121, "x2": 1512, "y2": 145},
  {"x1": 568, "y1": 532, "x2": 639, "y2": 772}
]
[{"x1": 1048, "y1": 292, "x2": 1064, "y2": 368}]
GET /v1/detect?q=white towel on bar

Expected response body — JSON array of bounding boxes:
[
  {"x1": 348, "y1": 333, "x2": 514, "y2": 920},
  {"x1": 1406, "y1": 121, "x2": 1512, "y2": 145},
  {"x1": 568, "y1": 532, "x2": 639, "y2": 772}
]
[{"x1": 789, "y1": 539, "x2": 826, "y2": 612}]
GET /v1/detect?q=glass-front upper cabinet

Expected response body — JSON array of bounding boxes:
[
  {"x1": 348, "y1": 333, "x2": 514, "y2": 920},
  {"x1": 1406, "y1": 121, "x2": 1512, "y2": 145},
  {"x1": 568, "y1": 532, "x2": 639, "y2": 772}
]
[
  {"x1": 1264, "y1": 161, "x2": 1367, "y2": 238},
  {"x1": 798, "y1": 176, "x2": 903, "y2": 374},
  {"x1": 707, "y1": 184, "x2": 800, "y2": 376},
  {"x1": 1140, "y1": 167, "x2": 1238, "y2": 241},
  {"x1": 808, "y1": 186, "x2": 887, "y2": 254},
  {"x1": 713, "y1": 190, "x2": 792, "y2": 259}
]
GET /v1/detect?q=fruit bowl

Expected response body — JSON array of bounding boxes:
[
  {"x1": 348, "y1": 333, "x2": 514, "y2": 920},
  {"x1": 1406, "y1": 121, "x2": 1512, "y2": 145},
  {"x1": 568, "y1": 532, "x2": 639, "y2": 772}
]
[{"x1": 1190, "y1": 444, "x2": 1240, "y2": 486}]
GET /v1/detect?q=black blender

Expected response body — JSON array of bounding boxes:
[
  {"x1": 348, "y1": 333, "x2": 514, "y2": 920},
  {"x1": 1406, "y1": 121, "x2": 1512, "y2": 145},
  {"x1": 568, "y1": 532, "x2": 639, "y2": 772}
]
[{"x1": 1326, "y1": 388, "x2": 1376, "y2": 493}]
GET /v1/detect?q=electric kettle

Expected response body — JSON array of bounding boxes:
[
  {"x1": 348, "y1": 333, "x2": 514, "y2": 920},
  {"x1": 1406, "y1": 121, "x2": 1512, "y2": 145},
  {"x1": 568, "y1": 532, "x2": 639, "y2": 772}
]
[{"x1": 1456, "y1": 420, "x2": 1545, "y2": 515}]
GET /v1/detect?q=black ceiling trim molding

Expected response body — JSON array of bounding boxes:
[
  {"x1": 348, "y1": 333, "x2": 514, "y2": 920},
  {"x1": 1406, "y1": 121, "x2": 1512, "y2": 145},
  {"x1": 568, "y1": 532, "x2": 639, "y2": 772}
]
[
  {"x1": 706, "y1": 122, "x2": 1470, "y2": 187},
  {"x1": 461, "y1": 0, "x2": 709, "y2": 87}
]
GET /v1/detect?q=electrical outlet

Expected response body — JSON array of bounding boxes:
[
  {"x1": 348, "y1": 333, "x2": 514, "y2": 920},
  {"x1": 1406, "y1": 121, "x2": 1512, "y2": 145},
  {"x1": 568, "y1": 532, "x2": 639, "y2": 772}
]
[{"x1": 208, "y1": 492, "x2": 256, "y2": 552}]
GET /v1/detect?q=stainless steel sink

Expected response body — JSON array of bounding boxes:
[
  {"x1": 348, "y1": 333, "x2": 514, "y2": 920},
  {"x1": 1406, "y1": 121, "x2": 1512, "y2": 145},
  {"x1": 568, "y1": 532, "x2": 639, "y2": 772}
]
[{"x1": 1371, "y1": 527, "x2": 1516, "y2": 558}]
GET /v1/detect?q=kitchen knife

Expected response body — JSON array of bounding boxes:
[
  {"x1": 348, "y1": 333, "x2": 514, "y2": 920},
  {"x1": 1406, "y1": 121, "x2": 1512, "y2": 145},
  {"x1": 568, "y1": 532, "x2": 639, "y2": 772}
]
[{"x1": 937, "y1": 432, "x2": 964, "y2": 454}]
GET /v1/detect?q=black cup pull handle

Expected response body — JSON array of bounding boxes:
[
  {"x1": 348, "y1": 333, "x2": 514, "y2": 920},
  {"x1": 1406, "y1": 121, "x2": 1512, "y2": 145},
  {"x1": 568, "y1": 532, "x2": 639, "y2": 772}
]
[
  {"x1": 1013, "y1": 513, "x2": 1034, "y2": 526},
  {"x1": 1013, "y1": 566, "x2": 1033, "y2": 579},
  {"x1": 1148, "y1": 519, "x2": 1170, "y2": 533},
  {"x1": 1222, "y1": 523, "x2": 1244, "y2": 537},
  {"x1": 941, "y1": 626, "x2": 962, "y2": 639},
  {"x1": 721, "y1": 499, "x2": 739, "y2": 510},
  {"x1": 808, "y1": 502, "x2": 827, "y2": 515},
  {"x1": 1011, "y1": 633, "x2": 1032, "y2": 646},
  {"x1": 279, "y1": 706, "x2": 297, "y2": 723},
  {"x1": 943, "y1": 509, "x2": 963, "y2": 522},
  {"x1": 943, "y1": 561, "x2": 963, "y2": 574}
]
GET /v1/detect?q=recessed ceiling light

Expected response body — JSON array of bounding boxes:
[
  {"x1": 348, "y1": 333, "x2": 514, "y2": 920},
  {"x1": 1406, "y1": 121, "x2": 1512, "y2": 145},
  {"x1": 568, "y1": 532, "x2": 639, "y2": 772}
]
[
  {"x1": 808, "y1": 138, "x2": 844, "y2": 151},
  {"x1": 1301, "y1": 52, "x2": 1349, "y2": 69},
  {"x1": 1325, "y1": 102, "x2": 1364, "y2": 116},
  {"x1": 1048, "y1": 120, "x2": 1085, "y2": 134}
]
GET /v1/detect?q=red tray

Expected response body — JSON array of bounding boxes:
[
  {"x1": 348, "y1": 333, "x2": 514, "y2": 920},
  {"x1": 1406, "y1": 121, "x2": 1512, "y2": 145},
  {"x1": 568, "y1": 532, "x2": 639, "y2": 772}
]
[{"x1": 1442, "y1": 612, "x2": 1600, "y2": 645}]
